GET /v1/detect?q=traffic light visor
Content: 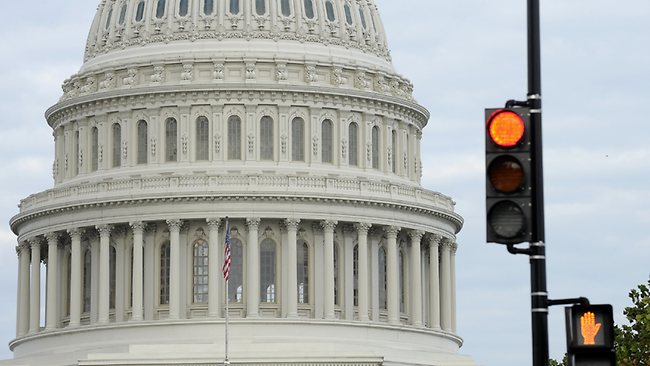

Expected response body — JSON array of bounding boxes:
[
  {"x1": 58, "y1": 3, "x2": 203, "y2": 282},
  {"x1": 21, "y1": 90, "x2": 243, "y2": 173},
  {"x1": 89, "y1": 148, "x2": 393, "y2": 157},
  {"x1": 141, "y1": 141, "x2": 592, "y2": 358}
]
[{"x1": 488, "y1": 110, "x2": 525, "y2": 147}]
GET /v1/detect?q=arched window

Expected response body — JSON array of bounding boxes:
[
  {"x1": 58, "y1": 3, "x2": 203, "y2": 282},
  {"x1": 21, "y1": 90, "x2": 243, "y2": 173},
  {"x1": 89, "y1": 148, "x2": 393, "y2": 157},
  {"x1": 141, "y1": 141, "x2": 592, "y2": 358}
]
[
  {"x1": 255, "y1": 0, "x2": 266, "y2": 15},
  {"x1": 228, "y1": 238, "x2": 244, "y2": 302},
  {"x1": 372, "y1": 125, "x2": 379, "y2": 169},
  {"x1": 109, "y1": 246, "x2": 117, "y2": 309},
  {"x1": 334, "y1": 242, "x2": 340, "y2": 306},
  {"x1": 344, "y1": 3, "x2": 353, "y2": 25},
  {"x1": 260, "y1": 116, "x2": 274, "y2": 160},
  {"x1": 83, "y1": 248, "x2": 92, "y2": 313},
  {"x1": 156, "y1": 0, "x2": 167, "y2": 18},
  {"x1": 391, "y1": 129, "x2": 397, "y2": 173},
  {"x1": 105, "y1": 8, "x2": 113, "y2": 30},
  {"x1": 280, "y1": 0, "x2": 291, "y2": 16},
  {"x1": 112, "y1": 123, "x2": 121, "y2": 168},
  {"x1": 229, "y1": 0, "x2": 240, "y2": 15},
  {"x1": 303, "y1": 0, "x2": 315, "y2": 19},
  {"x1": 353, "y1": 244, "x2": 358, "y2": 307},
  {"x1": 196, "y1": 116, "x2": 210, "y2": 161},
  {"x1": 321, "y1": 119, "x2": 333, "y2": 164},
  {"x1": 260, "y1": 239, "x2": 276, "y2": 303},
  {"x1": 378, "y1": 245, "x2": 387, "y2": 310},
  {"x1": 118, "y1": 3, "x2": 128, "y2": 25},
  {"x1": 160, "y1": 241, "x2": 170, "y2": 305},
  {"x1": 135, "y1": 1, "x2": 145, "y2": 22},
  {"x1": 203, "y1": 0, "x2": 214, "y2": 16},
  {"x1": 165, "y1": 118, "x2": 178, "y2": 162},
  {"x1": 227, "y1": 115, "x2": 242, "y2": 160},
  {"x1": 297, "y1": 240, "x2": 309, "y2": 304},
  {"x1": 193, "y1": 239, "x2": 209, "y2": 303},
  {"x1": 179, "y1": 0, "x2": 189, "y2": 16},
  {"x1": 359, "y1": 7, "x2": 367, "y2": 29},
  {"x1": 348, "y1": 122, "x2": 358, "y2": 166},
  {"x1": 91, "y1": 127, "x2": 99, "y2": 172},
  {"x1": 325, "y1": 0, "x2": 336, "y2": 22},
  {"x1": 291, "y1": 117, "x2": 305, "y2": 162},
  {"x1": 137, "y1": 120, "x2": 148, "y2": 164}
]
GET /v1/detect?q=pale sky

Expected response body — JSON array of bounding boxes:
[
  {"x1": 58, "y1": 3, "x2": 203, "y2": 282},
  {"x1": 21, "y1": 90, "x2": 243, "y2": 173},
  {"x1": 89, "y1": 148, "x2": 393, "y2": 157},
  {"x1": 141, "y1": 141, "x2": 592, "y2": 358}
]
[{"x1": 0, "y1": 1, "x2": 649, "y2": 366}]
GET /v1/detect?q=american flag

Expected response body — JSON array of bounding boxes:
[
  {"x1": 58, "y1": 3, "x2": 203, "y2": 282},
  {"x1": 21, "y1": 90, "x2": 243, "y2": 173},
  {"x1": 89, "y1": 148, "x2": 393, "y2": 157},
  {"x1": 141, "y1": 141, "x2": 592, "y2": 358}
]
[{"x1": 222, "y1": 220, "x2": 231, "y2": 281}]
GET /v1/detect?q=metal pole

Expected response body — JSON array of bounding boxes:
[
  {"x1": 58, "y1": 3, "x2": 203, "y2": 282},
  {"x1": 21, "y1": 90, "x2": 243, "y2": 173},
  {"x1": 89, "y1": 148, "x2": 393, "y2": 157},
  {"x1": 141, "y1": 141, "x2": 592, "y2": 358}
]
[
  {"x1": 527, "y1": 0, "x2": 548, "y2": 365},
  {"x1": 225, "y1": 278, "x2": 230, "y2": 365}
]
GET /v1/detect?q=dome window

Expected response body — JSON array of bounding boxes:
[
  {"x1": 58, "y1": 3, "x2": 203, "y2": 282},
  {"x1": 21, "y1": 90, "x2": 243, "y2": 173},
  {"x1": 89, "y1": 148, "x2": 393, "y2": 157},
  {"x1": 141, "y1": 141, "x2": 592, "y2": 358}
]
[
  {"x1": 135, "y1": 1, "x2": 145, "y2": 22},
  {"x1": 255, "y1": 0, "x2": 266, "y2": 16},
  {"x1": 156, "y1": 0, "x2": 166, "y2": 19},
  {"x1": 105, "y1": 8, "x2": 113, "y2": 30},
  {"x1": 118, "y1": 3, "x2": 127, "y2": 25},
  {"x1": 229, "y1": 0, "x2": 240, "y2": 15},
  {"x1": 303, "y1": 0, "x2": 315, "y2": 19},
  {"x1": 179, "y1": 0, "x2": 189, "y2": 17},
  {"x1": 359, "y1": 7, "x2": 367, "y2": 29},
  {"x1": 344, "y1": 3, "x2": 353, "y2": 25},
  {"x1": 280, "y1": 0, "x2": 291, "y2": 17},
  {"x1": 325, "y1": 1, "x2": 336, "y2": 22},
  {"x1": 203, "y1": 0, "x2": 214, "y2": 16}
]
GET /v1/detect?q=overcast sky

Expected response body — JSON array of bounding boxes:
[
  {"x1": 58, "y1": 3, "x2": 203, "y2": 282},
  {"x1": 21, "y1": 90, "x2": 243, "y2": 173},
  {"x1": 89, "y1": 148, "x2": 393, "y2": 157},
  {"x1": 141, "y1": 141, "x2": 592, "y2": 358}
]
[{"x1": 0, "y1": 1, "x2": 649, "y2": 366}]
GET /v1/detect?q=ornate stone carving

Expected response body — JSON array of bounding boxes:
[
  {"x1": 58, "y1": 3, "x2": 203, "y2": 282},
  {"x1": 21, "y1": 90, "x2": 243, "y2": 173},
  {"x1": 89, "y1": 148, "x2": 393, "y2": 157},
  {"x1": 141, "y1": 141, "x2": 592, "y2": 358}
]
[
  {"x1": 214, "y1": 134, "x2": 221, "y2": 154},
  {"x1": 284, "y1": 218, "x2": 301, "y2": 231},
  {"x1": 166, "y1": 219, "x2": 183, "y2": 232},
  {"x1": 151, "y1": 65, "x2": 165, "y2": 83},
  {"x1": 129, "y1": 222, "x2": 147, "y2": 234},
  {"x1": 246, "y1": 63, "x2": 256, "y2": 80},
  {"x1": 181, "y1": 134, "x2": 189, "y2": 155},
  {"x1": 384, "y1": 226, "x2": 400, "y2": 238},
  {"x1": 375, "y1": 74, "x2": 391, "y2": 93},
  {"x1": 276, "y1": 63, "x2": 288, "y2": 81},
  {"x1": 312, "y1": 136, "x2": 319, "y2": 157},
  {"x1": 123, "y1": 67, "x2": 138, "y2": 87},
  {"x1": 181, "y1": 63, "x2": 194, "y2": 81},
  {"x1": 80, "y1": 76, "x2": 96, "y2": 94},
  {"x1": 353, "y1": 222, "x2": 372, "y2": 235},
  {"x1": 248, "y1": 133, "x2": 255, "y2": 154},
  {"x1": 122, "y1": 141, "x2": 128, "y2": 160},
  {"x1": 305, "y1": 65, "x2": 318, "y2": 83},
  {"x1": 213, "y1": 63, "x2": 225, "y2": 80},
  {"x1": 95, "y1": 224, "x2": 113, "y2": 237},
  {"x1": 281, "y1": 134, "x2": 288, "y2": 154},
  {"x1": 320, "y1": 220, "x2": 338, "y2": 231},
  {"x1": 246, "y1": 218, "x2": 261, "y2": 230},
  {"x1": 355, "y1": 71, "x2": 369, "y2": 89},
  {"x1": 98, "y1": 72, "x2": 115, "y2": 90},
  {"x1": 206, "y1": 218, "x2": 221, "y2": 231},
  {"x1": 341, "y1": 138, "x2": 347, "y2": 158},
  {"x1": 332, "y1": 67, "x2": 347, "y2": 86},
  {"x1": 150, "y1": 138, "x2": 157, "y2": 157}
]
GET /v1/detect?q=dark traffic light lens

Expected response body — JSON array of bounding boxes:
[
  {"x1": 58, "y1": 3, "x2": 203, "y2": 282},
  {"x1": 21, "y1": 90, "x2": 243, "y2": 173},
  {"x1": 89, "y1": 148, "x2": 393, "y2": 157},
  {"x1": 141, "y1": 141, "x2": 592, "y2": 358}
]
[
  {"x1": 488, "y1": 201, "x2": 526, "y2": 239},
  {"x1": 488, "y1": 155, "x2": 525, "y2": 193}
]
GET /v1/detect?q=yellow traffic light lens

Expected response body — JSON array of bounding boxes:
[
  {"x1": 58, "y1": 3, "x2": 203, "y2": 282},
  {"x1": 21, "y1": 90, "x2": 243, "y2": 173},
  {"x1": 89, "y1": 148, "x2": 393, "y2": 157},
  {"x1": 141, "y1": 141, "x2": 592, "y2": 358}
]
[
  {"x1": 488, "y1": 110, "x2": 525, "y2": 147},
  {"x1": 488, "y1": 156, "x2": 525, "y2": 193},
  {"x1": 488, "y1": 201, "x2": 526, "y2": 239}
]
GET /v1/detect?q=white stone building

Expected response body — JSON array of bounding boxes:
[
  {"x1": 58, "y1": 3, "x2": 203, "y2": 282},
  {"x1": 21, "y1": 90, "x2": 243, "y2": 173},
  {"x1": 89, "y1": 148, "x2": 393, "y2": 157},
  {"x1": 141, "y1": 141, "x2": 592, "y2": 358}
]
[{"x1": 6, "y1": 0, "x2": 475, "y2": 365}]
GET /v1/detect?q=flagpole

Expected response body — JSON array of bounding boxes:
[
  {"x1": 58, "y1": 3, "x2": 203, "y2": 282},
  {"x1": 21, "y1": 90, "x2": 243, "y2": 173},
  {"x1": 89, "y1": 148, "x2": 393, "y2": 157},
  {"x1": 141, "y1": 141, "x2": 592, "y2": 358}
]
[
  {"x1": 225, "y1": 276, "x2": 229, "y2": 365},
  {"x1": 223, "y1": 217, "x2": 230, "y2": 366}
]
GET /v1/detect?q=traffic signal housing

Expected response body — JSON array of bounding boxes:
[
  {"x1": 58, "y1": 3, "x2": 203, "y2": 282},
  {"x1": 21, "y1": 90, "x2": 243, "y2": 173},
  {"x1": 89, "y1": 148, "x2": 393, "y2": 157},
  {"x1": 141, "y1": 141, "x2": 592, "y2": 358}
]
[
  {"x1": 485, "y1": 107, "x2": 533, "y2": 244},
  {"x1": 565, "y1": 304, "x2": 616, "y2": 366}
]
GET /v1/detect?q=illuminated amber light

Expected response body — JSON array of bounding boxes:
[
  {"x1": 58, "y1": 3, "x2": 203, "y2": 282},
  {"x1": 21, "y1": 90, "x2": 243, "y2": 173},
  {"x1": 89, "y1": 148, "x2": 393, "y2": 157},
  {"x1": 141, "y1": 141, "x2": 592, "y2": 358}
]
[
  {"x1": 580, "y1": 311, "x2": 602, "y2": 345},
  {"x1": 488, "y1": 110, "x2": 525, "y2": 147}
]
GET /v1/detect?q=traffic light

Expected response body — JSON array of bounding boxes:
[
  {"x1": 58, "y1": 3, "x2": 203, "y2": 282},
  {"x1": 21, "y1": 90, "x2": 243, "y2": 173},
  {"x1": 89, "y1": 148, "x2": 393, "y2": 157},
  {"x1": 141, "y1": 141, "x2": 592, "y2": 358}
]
[
  {"x1": 565, "y1": 304, "x2": 616, "y2": 366},
  {"x1": 485, "y1": 107, "x2": 533, "y2": 244}
]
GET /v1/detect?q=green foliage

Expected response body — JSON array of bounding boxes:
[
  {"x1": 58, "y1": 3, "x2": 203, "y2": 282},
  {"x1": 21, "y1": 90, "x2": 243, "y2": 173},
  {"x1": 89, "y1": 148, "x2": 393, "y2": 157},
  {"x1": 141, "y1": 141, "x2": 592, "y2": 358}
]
[
  {"x1": 549, "y1": 355, "x2": 567, "y2": 366},
  {"x1": 615, "y1": 276, "x2": 650, "y2": 366}
]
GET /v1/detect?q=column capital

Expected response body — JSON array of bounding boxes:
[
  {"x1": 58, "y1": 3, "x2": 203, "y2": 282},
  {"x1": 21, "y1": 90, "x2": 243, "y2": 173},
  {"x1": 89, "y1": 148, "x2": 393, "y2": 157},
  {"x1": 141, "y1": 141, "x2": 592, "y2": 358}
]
[
  {"x1": 320, "y1": 220, "x2": 338, "y2": 232},
  {"x1": 451, "y1": 242, "x2": 459, "y2": 255},
  {"x1": 95, "y1": 224, "x2": 114, "y2": 237},
  {"x1": 45, "y1": 232, "x2": 60, "y2": 245},
  {"x1": 166, "y1": 219, "x2": 183, "y2": 232},
  {"x1": 427, "y1": 233, "x2": 444, "y2": 247},
  {"x1": 440, "y1": 237, "x2": 456, "y2": 250},
  {"x1": 67, "y1": 228, "x2": 85, "y2": 239},
  {"x1": 384, "y1": 225, "x2": 400, "y2": 239},
  {"x1": 246, "y1": 217, "x2": 261, "y2": 230},
  {"x1": 28, "y1": 237, "x2": 42, "y2": 249},
  {"x1": 409, "y1": 230, "x2": 425, "y2": 242},
  {"x1": 353, "y1": 222, "x2": 372, "y2": 235},
  {"x1": 16, "y1": 242, "x2": 29, "y2": 256},
  {"x1": 284, "y1": 218, "x2": 300, "y2": 231},
  {"x1": 129, "y1": 221, "x2": 147, "y2": 234},
  {"x1": 206, "y1": 218, "x2": 221, "y2": 230}
]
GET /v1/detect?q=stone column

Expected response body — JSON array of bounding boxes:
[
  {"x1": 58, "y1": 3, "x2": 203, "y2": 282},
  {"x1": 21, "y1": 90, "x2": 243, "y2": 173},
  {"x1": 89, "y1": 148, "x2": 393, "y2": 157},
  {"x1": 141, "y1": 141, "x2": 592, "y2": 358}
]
[
  {"x1": 130, "y1": 222, "x2": 146, "y2": 321},
  {"x1": 285, "y1": 219, "x2": 300, "y2": 318},
  {"x1": 246, "y1": 218, "x2": 261, "y2": 318},
  {"x1": 68, "y1": 228, "x2": 83, "y2": 328},
  {"x1": 451, "y1": 242, "x2": 458, "y2": 333},
  {"x1": 409, "y1": 230, "x2": 424, "y2": 327},
  {"x1": 384, "y1": 226, "x2": 400, "y2": 325},
  {"x1": 96, "y1": 225, "x2": 113, "y2": 324},
  {"x1": 321, "y1": 220, "x2": 337, "y2": 319},
  {"x1": 428, "y1": 234, "x2": 442, "y2": 330},
  {"x1": 45, "y1": 233, "x2": 60, "y2": 330},
  {"x1": 167, "y1": 219, "x2": 183, "y2": 320},
  {"x1": 354, "y1": 223, "x2": 371, "y2": 321},
  {"x1": 440, "y1": 237, "x2": 453, "y2": 332},
  {"x1": 206, "y1": 218, "x2": 221, "y2": 318},
  {"x1": 16, "y1": 243, "x2": 30, "y2": 337},
  {"x1": 29, "y1": 238, "x2": 42, "y2": 334}
]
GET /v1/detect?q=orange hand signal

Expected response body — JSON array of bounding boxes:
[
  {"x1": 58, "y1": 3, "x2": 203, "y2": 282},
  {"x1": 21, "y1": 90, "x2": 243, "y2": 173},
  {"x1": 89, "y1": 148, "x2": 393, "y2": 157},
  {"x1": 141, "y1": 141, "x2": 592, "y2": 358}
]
[{"x1": 580, "y1": 311, "x2": 602, "y2": 345}]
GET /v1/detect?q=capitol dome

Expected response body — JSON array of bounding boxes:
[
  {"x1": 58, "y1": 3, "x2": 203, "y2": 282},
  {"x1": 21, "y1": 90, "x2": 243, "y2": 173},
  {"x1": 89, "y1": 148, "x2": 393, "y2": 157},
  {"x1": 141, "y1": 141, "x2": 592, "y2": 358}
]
[{"x1": 8, "y1": 1, "x2": 474, "y2": 365}]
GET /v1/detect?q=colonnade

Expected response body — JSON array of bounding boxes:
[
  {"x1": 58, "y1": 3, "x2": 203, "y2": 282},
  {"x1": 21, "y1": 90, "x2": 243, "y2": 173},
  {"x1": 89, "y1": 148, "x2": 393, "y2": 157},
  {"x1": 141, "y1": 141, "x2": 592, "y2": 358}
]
[{"x1": 14, "y1": 217, "x2": 458, "y2": 338}]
